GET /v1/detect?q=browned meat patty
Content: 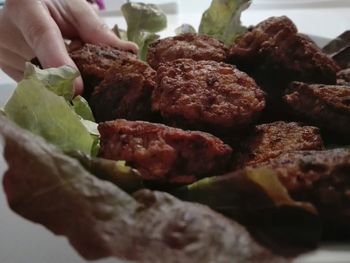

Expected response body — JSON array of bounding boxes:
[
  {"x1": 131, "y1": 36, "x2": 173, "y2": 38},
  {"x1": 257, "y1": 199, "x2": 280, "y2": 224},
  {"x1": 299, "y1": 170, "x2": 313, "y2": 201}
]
[
  {"x1": 98, "y1": 119, "x2": 233, "y2": 185},
  {"x1": 227, "y1": 16, "x2": 339, "y2": 85},
  {"x1": 69, "y1": 43, "x2": 136, "y2": 97},
  {"x1": 258, "y1": 149, "x2": 350, "y2": 239},
  {"x1": 284, "y1": 82, "x2": 350, "y2": 139},
  {"x1": 147, "y1": 33, "x2": 228, "y2": 69},
  {"x1": 236, "y1": 122, "x2": 324, "y2": 168},
  {"x1": 89, "y1": 58, "x2": 156, "y2": 122},
  {"x1": 153, "y1": 59, "x2": 265, "y2": 134}
]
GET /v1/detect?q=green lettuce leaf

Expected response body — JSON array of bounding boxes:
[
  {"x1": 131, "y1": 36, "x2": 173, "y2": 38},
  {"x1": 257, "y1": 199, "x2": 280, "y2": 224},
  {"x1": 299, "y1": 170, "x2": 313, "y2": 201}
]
[
  {"x1": 4, "y1": 79, "x2": 95, "y2": 155},
  {"x1": 24, "y1": 62, "x2": 78, "y2": 101},
  {"x1": 71, "y1": 95, "x2": 95, "y2": 122},
  {"x1": 199, "y1": 0, "x2": 251, "y2": 45},
  {"x1": 121, "y1": 2, "x2": 167, "y2": 60},
  {"x1": 4, "y1": 64, "x2": 99, "y2": 156},
  {"x1": 0, "y1": 115, "x2": 283, "y2": 262}
]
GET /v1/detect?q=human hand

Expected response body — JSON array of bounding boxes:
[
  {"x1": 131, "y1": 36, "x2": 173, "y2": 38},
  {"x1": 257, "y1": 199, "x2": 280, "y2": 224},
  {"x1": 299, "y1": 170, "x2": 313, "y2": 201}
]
[{"x1": 0, "y1": 0, "x2": 138, "y2": 94}]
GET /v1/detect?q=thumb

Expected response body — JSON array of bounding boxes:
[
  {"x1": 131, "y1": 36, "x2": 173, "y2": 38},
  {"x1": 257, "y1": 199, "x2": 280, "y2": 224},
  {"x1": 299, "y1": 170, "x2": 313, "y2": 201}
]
[{"x1": 66, "y1": 0, "x2": 138, "y2": 53}]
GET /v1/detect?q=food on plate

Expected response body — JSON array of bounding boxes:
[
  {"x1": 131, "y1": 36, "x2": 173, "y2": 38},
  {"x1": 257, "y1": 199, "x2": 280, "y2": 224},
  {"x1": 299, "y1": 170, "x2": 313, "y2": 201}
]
[
  {"x1": 235, "y1": 121, "x2": 324, "y2": 168},
  {"x1": 0, "y1": 116, "x2": 285, "y2": 263},
  {"x1": 284, "y1": 81, "x2": 350, "y2": 140},
  {"x1": 153, "y1": 58, "x2": 265, "y2": 134},
  {"x1": 227, "y1": 16, "x2": 339, "y2": 120},
  {"x1": 147, "y1": 33, "x2": 228, "y2": 69},
  {"x1": 69, "y1": 43, "x2": 136, "y2": 97},
  {"x1": 227, "y1": 16, "x2": 339, "y2": 85},
  {"x1": 260, "y1": 149, "x2": 350, "y2": 239},
  {"x1": 174, "y1": 168, "x2": 322, "y2": 256},
  {"x1": 2, "y1": 0, "x2": 350, "y2": 260},
  {"x1": 98, "y1": 119, "x2": 233, "y2": 185},
  {"x1": 89, "y1": 57, "x2": 156, "y2": 122}
]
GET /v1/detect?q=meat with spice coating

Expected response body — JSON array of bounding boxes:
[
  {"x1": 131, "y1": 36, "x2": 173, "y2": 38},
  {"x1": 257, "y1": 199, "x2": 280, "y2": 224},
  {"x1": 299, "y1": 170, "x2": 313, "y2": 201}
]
[
  {"x1": 153, "y1": 59, "x2": 265, "y2": 134},
  {"x1": 258, "y1": 148, "x2": 350, "y2": 239},
  {"x1": 227, "y1": 16, "x2": 339, "y2": 85},
  {"x1": 90, "y1": 58, "x2": 156, "y2": 122},
  {"x1": 147, "y1": 33, "x2": 228, "y2": 69},
  {"x1": 69, "y1": 43, "x2": 136, "y2": 97},
  {"x1": 98, "y1": 119, "x2": 233, "y2": 186},
  {"x1": 235, "y1": 121, "x2": 324, "y2": 168},
  {"x1": 284, "y1": 82, "x2": 350, "y2": 141}
]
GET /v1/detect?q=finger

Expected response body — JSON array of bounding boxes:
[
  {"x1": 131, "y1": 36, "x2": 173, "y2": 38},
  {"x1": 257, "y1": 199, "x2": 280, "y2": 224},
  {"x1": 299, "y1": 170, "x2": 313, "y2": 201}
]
[
  {"x1": 1, "y1": 65, "x2": 23, "y2": 82},
  {"x1": 12, "y1": 0, "x2": 83, "y2": 93},
  {"x1": 0, "y1": 47, "x2": 27, "y2": 72},
  {"x1": 13, "y1": 1, "x2": 78, "y2": 70},
  {"x1": 66, "y1": 0, "x2": 138, "y2": 53}
]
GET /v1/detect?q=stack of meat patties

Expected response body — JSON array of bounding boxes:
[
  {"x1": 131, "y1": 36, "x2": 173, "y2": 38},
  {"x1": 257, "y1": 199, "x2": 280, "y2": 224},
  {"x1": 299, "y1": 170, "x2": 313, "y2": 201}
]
[{"x1": 70, "y1": 16, "x2": 350, "y2": 238}]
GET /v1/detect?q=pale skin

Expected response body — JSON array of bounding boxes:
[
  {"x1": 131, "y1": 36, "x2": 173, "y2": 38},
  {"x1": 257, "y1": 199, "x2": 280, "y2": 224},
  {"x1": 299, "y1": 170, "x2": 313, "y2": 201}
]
[{"x1": 0, "y1": 0, "x2": 138, "y2": 94}]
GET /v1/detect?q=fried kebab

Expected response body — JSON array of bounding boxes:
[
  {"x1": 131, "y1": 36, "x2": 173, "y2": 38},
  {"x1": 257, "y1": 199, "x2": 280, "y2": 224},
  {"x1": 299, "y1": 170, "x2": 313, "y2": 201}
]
[
  {"x1": 235, "y1": 121, "x2": 324, "y2": 168},
  {"x1": 98, "y1": 119, "x2": 233, "y2": 186},
  {"x1": 147, "y1": 33, "x2": 228, "y2": 69},
  {"x1": 284, "y1": 82, "x2": 350, "y2": 141},
  {"x1": 153, "y1": 58, "x2": 265, "y2": 134},
  {"x1": 227, "y1": 16, "x2": 339, "y2": 120}
]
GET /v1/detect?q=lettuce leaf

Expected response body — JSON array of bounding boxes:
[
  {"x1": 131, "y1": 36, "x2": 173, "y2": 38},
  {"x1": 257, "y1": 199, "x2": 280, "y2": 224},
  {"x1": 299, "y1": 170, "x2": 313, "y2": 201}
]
[
  {"x1": 199, "y1": 0, "x2": 251, "y2": 45},
  {"x1": 0, "y1": 115, "x2": 283, "y2": 262},
  {"x1": 24, "y1": 62, "x2": 78, "y2": 101},
  {"x1": 121, "y1": 2, "x2": 167, "y2": 60},
  {"x1": 4, "y1": 64, "x2": 98, "y2": 155}
]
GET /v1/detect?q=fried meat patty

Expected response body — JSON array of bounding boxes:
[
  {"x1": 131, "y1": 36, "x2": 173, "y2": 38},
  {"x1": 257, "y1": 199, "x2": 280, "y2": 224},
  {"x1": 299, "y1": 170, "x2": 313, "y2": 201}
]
[
  {"x1": 98, "y1": 119, "x2": 233, "y2": 185},
  {"x1": 147, "y1": 33, "x2": 228, "y2": 69},
  {"x1": 153, "y1": 59, "x2": 265, "y2": 133},
  {"x1": 284, "y1": 82, "x2": 350, "y2": 139},
  {"x1": 69, "y1": 43, "x2": 136, "y2": 96},
  {"x1": 90, "y1": 58, "x2": 156, "y2": 122},
  {"x1": 236, "y1": 122, "x2": 324, "y2": 168},
  {"x1": 258, "y1": 149, "x2": 350, "y2": 238},
  {"x1": 227, "y1": 16, "x2": 339, "y2": 85}
]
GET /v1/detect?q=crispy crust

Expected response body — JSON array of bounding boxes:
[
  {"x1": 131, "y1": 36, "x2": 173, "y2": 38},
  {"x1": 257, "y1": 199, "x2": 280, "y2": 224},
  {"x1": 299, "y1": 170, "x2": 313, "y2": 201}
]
[
  {"x1": 69, "y1": 43, "x2": 136, "y2": 96},
  {"x1": 236, "y1": 122, "x2": 324, "y2": 168},
  {"x1": 147, "y1": 33, "x2": 228, "y2": 69},
  {"x1": 153, "y1": 59, "x2": 265, "y2": 133},
  {"x1": 98, "y1": 119, "x2": 233, "y2": 185},
  {"x1": 228, "y1": 16, "x2": 339, "y2": 84},
  {"x1": 90, "y1": 58, "x2": 156, "y2": 122},
  {"x1": 284, "y1": 82, "x2": 350, "y2": 138}
]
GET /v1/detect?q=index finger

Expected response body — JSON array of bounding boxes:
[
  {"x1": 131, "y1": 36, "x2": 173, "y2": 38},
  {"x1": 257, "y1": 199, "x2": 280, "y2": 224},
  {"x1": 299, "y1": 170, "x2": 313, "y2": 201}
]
[{"x1": 9, "y1": 0, "x2": 83, "y2": 93}]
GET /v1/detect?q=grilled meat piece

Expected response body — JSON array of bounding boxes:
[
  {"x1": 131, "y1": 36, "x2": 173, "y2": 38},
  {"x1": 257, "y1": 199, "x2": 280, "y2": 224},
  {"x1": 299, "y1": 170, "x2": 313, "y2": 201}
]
[
  {"x1": 236, "y1": 121, "x2": 324, "y2": 168},
  {"x1": 259, "y1": 149, "x2": 350, "y2": 239},
  {"x1": 69, "y1": 43, "x2": 136, "y2": 97},
  {"x1": 90, "y1": 58, "x2": 156, "y2": 122},
  {"x1": 284, "y1": 82, "x2": 350, "y2": 140},
  {"x1": 227, "y1": 16, "x2": 339, "y2": 120},
  {"x1": 227, "y1": 16, "x2": 339, "y2": 85},
  {"x1": 98, "y1": 119, "x2": 233, "y2": 185},
  {"x1": 153, "y1": 59, "x2": 265, "y2": 134},
  {"x1": 147, "y1": 33, "x2": 228, "y2": 69}
]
